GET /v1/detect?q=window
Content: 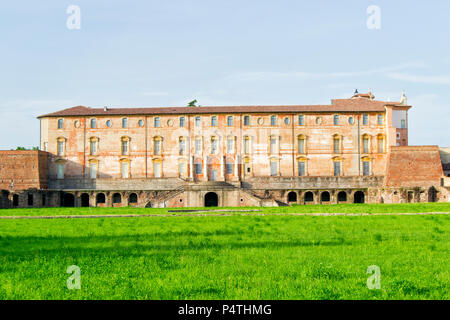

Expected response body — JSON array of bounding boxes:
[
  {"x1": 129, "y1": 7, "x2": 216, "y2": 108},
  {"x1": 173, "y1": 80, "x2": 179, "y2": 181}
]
[
  {"x1": 333, "y1": 136, "x2": 341, "y2": 154},
  {"x1": 348, "y1": 117, "x2": 354, "y2": 125},
  {"x1": 315, "y1": 117, "x2": 322, "y2": 125},
  {"x1": 401, "y1": 119, "x2": 406, "y2": 128},
  {"x1": 57, "y1": 163, "x2": 64, "y2": 179},
  {"x1": 270, "y1": 160, "x2": 278, "y2": 176},
  {"x1": 377, "y1": 136, "x2": 385, "y2": 153},
  {"x1": 195, "y1": 162, "x2": 202, "y2": 174},
  {"x1": 244, "y1": 115, "x2": 250, "y2": 126},
  {"x1": 57, "y1": 140, "x2": 65, "y2": 156},
  {"x1": 106, "y1": 120, "x2": 112, "y2": 127},
  {"x1": 226, "y1": 162, "x2": 233, "y2": 175},
  {"x1": 227, "y1": 116, "x2": 233, "y2": 126},
  {"x1": 154, "y1": 117, "x2": 160, "y2": 127},
  {"x1": 271, "y1": 115, "x2": 277, "y2": 126},
  {"x1": 333, "y1": 161, "x2": 341, "y2": 176},
  {"x1": 121, "y1": 140, "x2": 129, "y2": 155},
  {"x1": 363, "y1": 135, "x2": 370, "y2": 154},
  {"x1": 58, "y1": 119, "x2": 63, "y2": 129},
  {"x1": 270, "y1": 136, "x2": 277, "y2": 154},
  {"x1": 179, "y1": 137, "x2": 186, "y2": 155},
  {"x1": 363, "y1": 160, "x2": 370, "y2": 176},
  {"x1": 363, "y1": 114, "x2": 369, "y2": 125},
  {"x1": 121, "y1": 161, "x2": 129, "y2": 178},
  {"x1": 377, "y1": 114, "x2": 384, "y2": 125},
  {"x1": 179, "y1": 117, "x2": 185, "y2": 127},
  {"x1": 334, "y1": 115, "x2": 339, "y2": 125},
  {"x1": 227, "y1": 137, "x2": 234, "y2": 154},
  {"x1": 244, "y1": 136, "x2": 250, "y2": 154},
  {"x1": 138, "y1": 119, "x2": 144, "y2": 127},
  {"x1": 284, "y1": 117, "x2": 290, "y2": 125},
  {"x1": 91, "y1": 118, "x2": 97, "y2": 129},
  {"x1": 90, "y1": 139, "x2": 98, "y2": 155},
  {"x1": 298, "y1": 161, "x2": 306, "y2": 176},
  {"x1": 154, "y1": 138, "x2": 161, "y2": 155},
  {"x1": 179, "y1": 162, "x2": 186, "y2": 176},
  {"x1": 211, "y1": 116, "x2": 218, "y2": 127},
  {"x1": 122, "y1": 118, "x2": 128, "y2": 128},
  {"x1": 89, "y1": 162, "x2": 97, "y2": 179},
  {"x1": 298, "y1": 135, "x2": 305, "y2": 154},
  {"x1": 211, "y1": 137, "x2": 218, "y2": 154},
  {"x1": 195, "y1": 137, "x2": 202, "y2": 154},
  {"x1": 195, "y1": 116, "x2": 201, "y2": 127},
  {"x1": 153, "y1": 161, "x2": 161, "y2": 178},
  {"x1": 298, "y1": 115, "x2": 305, "y2": 126}
]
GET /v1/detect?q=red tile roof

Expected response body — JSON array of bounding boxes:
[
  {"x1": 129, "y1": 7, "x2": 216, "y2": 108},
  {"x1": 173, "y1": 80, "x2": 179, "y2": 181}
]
[{"x1": 37, "y1": 98, "x2": 408, "y2": 118}]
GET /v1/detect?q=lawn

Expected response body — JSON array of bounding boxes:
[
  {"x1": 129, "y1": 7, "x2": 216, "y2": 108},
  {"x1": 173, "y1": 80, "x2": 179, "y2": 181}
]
[{"x1": 0, "y1": 204, "x2": 449, "y2": 300}]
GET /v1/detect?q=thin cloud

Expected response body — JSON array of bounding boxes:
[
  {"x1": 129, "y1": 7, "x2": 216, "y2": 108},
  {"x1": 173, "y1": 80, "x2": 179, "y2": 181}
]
[{"x1": 386, "y1": 73, "x2": 450, "y2": 85}]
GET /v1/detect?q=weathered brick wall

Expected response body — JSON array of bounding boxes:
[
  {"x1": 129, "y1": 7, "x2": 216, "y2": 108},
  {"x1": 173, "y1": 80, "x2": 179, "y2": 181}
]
[
  {"x1": 385, "y1": 146, "x2": 443, "y2": 187},
  {"x1": 0, "y1": 151, "x2": 48, "y2": 190}
]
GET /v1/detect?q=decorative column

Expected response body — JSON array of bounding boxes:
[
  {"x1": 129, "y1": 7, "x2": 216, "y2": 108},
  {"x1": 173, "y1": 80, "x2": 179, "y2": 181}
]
[
  {"x1": 220, "y1": 155, "x2": 224, "y2": 180},
  {"x1": 203, "y1": 154, "x2": 208, "y2": 181},
  {"x1": 235, "y1": 155, "x2": 239, "y2": 179},
  {"x1": 189, "y1": 155, "x2": 194, "y2": 180}
]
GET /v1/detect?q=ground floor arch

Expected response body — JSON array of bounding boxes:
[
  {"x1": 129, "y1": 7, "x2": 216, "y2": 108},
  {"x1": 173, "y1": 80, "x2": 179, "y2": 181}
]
[
  {"x1": 63, "y1": 193, "x2": 75, "y2": 207},
  {"x1": 354, "y1": 191, "x2": 365, "y2": 204},
  {"x1": 96, "y1": 193, "x2": 106, "y2": 205},
  {"x1": 204, "y1": 192, "x2": 219, "y2": 207},
  {"x1": 81, "y1": 193, "x2": 90, "y2": 207},
  {"x1": 337, "y1": 191, "x2": 347, "y2": 202},
  {"x1": 287, "y1": 191, "x2": 297, "y2": 202},
  {"x1": 129, "y1": 193, "x2": 138, "y2": 204},
  {"x1": 112, "y1": 193, "x2": 122, "y2": 205},
  {"x1": 320, "y1": 191, "x2": 330, "y2": 203},
  {"x1": 304, "y1": 191, "x2": 314, "y2": 203}
]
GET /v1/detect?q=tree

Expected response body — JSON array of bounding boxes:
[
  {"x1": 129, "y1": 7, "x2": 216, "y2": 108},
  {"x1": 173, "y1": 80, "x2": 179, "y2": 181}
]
[{"x1": 188, "y1": 99, "x2": 198, "y2": 107}]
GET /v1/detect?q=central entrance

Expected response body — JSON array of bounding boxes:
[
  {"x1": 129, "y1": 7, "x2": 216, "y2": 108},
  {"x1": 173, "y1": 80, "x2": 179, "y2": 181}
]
[{"x1": 204, "y1": 192, "x2": 218, "y2": 207}]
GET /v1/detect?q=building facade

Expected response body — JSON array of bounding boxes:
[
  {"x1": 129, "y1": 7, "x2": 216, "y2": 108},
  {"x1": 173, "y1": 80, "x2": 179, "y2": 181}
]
[{"x1": 1, "y1": 92, "x2": 448, "y2": 208}]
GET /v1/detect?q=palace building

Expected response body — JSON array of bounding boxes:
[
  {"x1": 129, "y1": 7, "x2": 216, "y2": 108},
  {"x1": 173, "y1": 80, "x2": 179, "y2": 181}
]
[{"x1": 1, "y1": 91, "x2": 448, "y2": 208}]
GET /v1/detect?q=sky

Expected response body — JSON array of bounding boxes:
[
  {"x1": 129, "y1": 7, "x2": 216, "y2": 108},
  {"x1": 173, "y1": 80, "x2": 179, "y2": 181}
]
[{"x1": 0, "y1": 0, "x2": 449, "y2": 149}]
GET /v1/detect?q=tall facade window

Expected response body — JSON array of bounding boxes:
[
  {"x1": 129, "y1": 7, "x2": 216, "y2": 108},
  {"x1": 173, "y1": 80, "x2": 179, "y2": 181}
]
[
  {"x1": 122, "y1": 118, "x2": 128, "y2": 128},
  {"x1": 195, "y1": 116, "x2": 201, "y2": 127},
  {"x1": 226, "y1": 162, "x2": 233, "y2": 175},
  {"x1": 195, "y1": 161, "x2": 202, "y2": 174},
  {"x1": 138, "y1": 119, "x2": 144, "y2": 127},
  {"x1": 363, "y1": 160, "x2": 370, "y2": 176},
  {"x1": 401, "y1": 119, "x2": 406, "y2": 128},
  {"x1": 179, "y1": 117, "x2": 185, "y2": 127},
  {"x1": 194, "y1": 137, "x2": 202, "y2": 154},
  {"x1": 362, "y1": 135, "x2": 370, "y2": 154},
  {"x1": 90, "y1": 138, "x2": 98, "y2": 156},
  {"x1": 91, "y1": 118, "x2": 97, "y2": 129},
  {"x1": 57, "y1": 139, "x2": 65, "y2": 156},
  {"x1": 244, "y1": 115, "x2": 250, "y2": 126},
  {"x1": 211, "y1": 137, "x2": 218, "y2": 154},
  {"x1": 121, "y1": 139, "x2": 129, "y2": 156},
  {"x1": 179, "y1": 137, "x2": 186, "y2": 155},
  {"x1": 363, "y1": 114, "x2": 369, "y2": 125},
  {"x1": 298, "y1": 135, "x2": 305, "y2": 154},
  {"x1": 153, "y1": 161, "x2": 162, "y2": 178},
  {"x1": 333, "y1": 161, "x2": 341, "y2": 176},
  {"x1": 298, "y1": 160, "x2": 306, "y2": 176},
  {"x1": 89, "y1": 161, "x2": 97, "y2": 179},
  {"x1": 57, "y1": 162, "x2": 65, "y2": 179},
  {"x1": 377, "y1": 114, "x2": 384, "y2": 125},
  {"x1": 270, "y1": 136, "x2": 277, "y2": 154},
  {"x1": 271, "y1": 115, "x2": 277, "y2": 126},
  {"x1": 179, "y1": 161, "x2": 186, "y2": 176},
  {"x1": 377, "y1": 136, "x2": 385, "y2": 153},
  {"x1": 153, "y1": 137, "x2": 162, "y2": 155},
  {"x1": 211, "y1": 116, "x2": 218, "y2": 127},
  {"x1": 121, "y1": 161, "x2": 129, "y2": 178},
  {"x1": 227, "y1": 137, "x2": 234, "y2": 154},
  {"x1": 244, "y1": 136, "x2": 250, "y2": 154},
  {"x1": 270, "y1": 160, "x2": 278, "y2": 176},
  {"x1": 334, "y1": 115, "x2": 339, "y2": 125},
  {"x1": 58, "y1": 119, "x2": 64, "y2": 129},
  {"x1": 154, "y1": 117, "x2": 160, "y2": 127},
  {"x1": 227, "y1": 116, "x2": 233, "y2": 126},
  {"x1": 298, "y1": 115, "x2": 305, "y2": 126},
  {"x1": 333, "y1": 136, "x2": 341, "y2": 154}
]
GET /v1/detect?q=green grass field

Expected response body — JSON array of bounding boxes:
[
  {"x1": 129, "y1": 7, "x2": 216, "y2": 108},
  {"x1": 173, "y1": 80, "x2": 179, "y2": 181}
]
[{"x1": 0, "y1": 203, "x2": 449, "y2": 300}]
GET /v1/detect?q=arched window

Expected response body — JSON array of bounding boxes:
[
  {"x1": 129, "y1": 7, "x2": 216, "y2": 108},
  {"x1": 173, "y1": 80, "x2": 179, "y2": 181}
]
[
  {"x1": 57, "y1": 119, "x2": 64, "y2": 129},
  {"x1": 337, "y1": 191, "x2": 347, "y2": 202},
  {"x1": 377, "y1": 135, "x2": 385, "y2": 153},
  {"x1": 138, "y1": 119, "x2": 144, "y2": 127},
  {"x1": 90, "y1": 137, "x2": 99, "y2": 155},
  {"x1": 287, "y1": 191, "x2": 297, "y2": 202},
  {"x1": 57, "y1": 137, "x2": 66, "y2": 156},
  {"x1": 112, "y1": 193, "x2": 122, "y2": 204},
  {"x1": 129, "y1": 193, "x2": 138, "y2": 204},
  {"x1": 122, "y1": 118, "x2": 128, "y2": 128},
  {"x1": 90, "y1": 118, "x2": 97, "y2": 129},
  {"x1": 321, "y1": 191, "x2": 330, "y2": 202},
  {"x1": 304, "y1": 191, "x2": 314, "y2": 202},
  {"x1": 333, "y1": 135, "x2": 341, "y2": 154},
  {"x1": 297, "y1": 135, "x2": 306, "y2": 154},
  {"x1": 154, "y1": 117, "x2": 160, "y2": 127},
  {"x1": 179, "y1": 137, "x2": 186, "y2": 155},
  {"x1": 243, "y1": 136, "x2": 250, "y2": 154},
  {"x1": 153, "y1": 136, "x2": 162, "y2": 155},
  {"x1": 362, "y1": 157, "x2": 371, "y2": 176},
  {"x1": 362, "y1": 134, "x2": 370, "y2": 154},
  {"x1": 96, "y1": 193, "x2": 106, "y2": 204},
  {"x1": 211, "y1": 136, "x2": 218, "y2": 154},
  {"x1": 121, "y1": 136, "x2": 130, "y2": 156},
  {"x1": 211, "y1": 116, "x2": 218, "y2": 127}
]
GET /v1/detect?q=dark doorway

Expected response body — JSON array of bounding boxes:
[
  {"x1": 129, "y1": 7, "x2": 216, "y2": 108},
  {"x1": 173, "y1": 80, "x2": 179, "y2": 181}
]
[
  {"x1": 354, "y1": 191, "x2": 365, "y2": 204},
  {"x1": 145, "y1": 202, "x2": 152, "y2": 208},
  {"x1": 96, "y1": 193, "x2": 106, "y2": 205},
  {"x1": 129, "y1": 193, "x2": 138, "y2": 204},
  {"x1": 81, "y1": 193, "x2": 90, "y2": 207},
  {"x1": 63, "y1": 193, "x2": 75, "y2": 207},
  {"x1": 27, "y1": 193, "x2": 34, "y2": 206},
  {"x1": 112, "y1": 193, "x2": 122, "y2": 204},
  {"x1": 287, "y1": 191, "x2": 297, "y2": 202},
  {"x1": 428, "y1": 187, "x2": 437, "y2": 203},
  {"x1": 13, "y1": 194, "x2": 19, "y2": 207},
  {"x1": 304, "y1": 191, "x2": 314, "y2": 203},
  {"x1": 204, "y1": 192, "x2": 218, "y2": 207},
  {"x1": 320, "y1": 191, "x2": 330, "y2": 202},
  {"x1": 337, "y1": 191, "x2": 347, "y2": 202}
]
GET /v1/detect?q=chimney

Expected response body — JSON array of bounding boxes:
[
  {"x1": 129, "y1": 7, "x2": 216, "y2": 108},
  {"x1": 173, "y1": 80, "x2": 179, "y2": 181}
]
[{"x1": 104, "y1": 106, "x2": 108, "y2": 111}]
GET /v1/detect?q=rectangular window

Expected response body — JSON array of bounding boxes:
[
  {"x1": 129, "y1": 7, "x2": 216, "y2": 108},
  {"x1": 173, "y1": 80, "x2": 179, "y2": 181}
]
[
  {"x1": 227, "y1": 116, "x2": 233, "y2": 126},
  {"x1": 333, "y1": 161, "x2": 341, "y2": 176},
  {"x1": 195, "y1": 138, "x2": 201, "y2": 154},
  {"x1": 244, "y1": 115, "x2": 250, "y2": 126},
  {"x1": 195, "y1": 163, "x2": 202, "y2": 174},
  {"x1": 334, "y1": 115, "x2": 339, "y2": 125},
  {"x1": 271, "y1": 115, "x2": 277, "y2": 126},
  {"x1": 179, "y1": 117, "x2": 185, "y2": 127},
  {"x1": 153, "y1": 162, "x2": 161, "y2": 178},
  {"x1": 91, "y1": 118, "x2": 97, "y2": 129},
  {"x1": 363, "y1": 161, "x2": 370, "y2": 176},
  {"x1": 211, "y1": 139, "x2": 218, "y2": 154},
  {"x1": 298, "y1": 115, "x2": 305, "y2": 126},
  {"x1": 227, "y1": 138, "x2": 234, "y2": 153},
  {"x1": 57, "y1": 141, "x2": 64, "y2": 156},
  {"x1": 333, "y1": 138, "x2": 340, "y2": 153},
  {"x1": 121, "y1": 161, "x2": 129, "y2": 178},
  {"x1": 211, "y1": 116, "x2": 218, "y2": 127},
  {"x1": 363, "y1": 114, "x2": 369, "y2": 125},
  {"x1": 298, "y1": 161, "x2": 306, "y2": 176},
  {"x1": 244, "y1": 138, "x2": 250, "y2": 154},
  {"x1": 377, "y1": 114, "x2": 383, "y2": 125},
  {"x1": 121, "y1": 140, "x2": 128, "y2": 155},
  {"x1": 90, "y1": 141, "x2": 97, "y2": 155},
  {"x1": 122, "y1": 118, "x2": 128, "y2": 128},
  {"x1": 401, "y1": 119, "x2": 406, "y2": 128},
  {"x1": 298, "y1": 138, "x2": 305, "y2": 154},
  {"x1": 378, "y1": 138, "x2": 384, "y2": 153},
  {"x1": 226, "y1": 163, "x2": 233, "y2": 175},
  {"x1": 154, "y1": 140, "x2": 161, "y2": 155},
  {"x1": 154, "y1": 117, "x2": 160, "y2": 127},
  {"x1": 363, "y1": 138, "x2": 369, "y2": 153},
  {"x1": 179, "y1": 139, "x2": 186, "y2": 155},
  {"x1": 58, "y1": 119, "x2": 63, "y2": 129},
  {"x1": 270, "y1": 138, "x2": 277, "y2": 154},
  {"x1": 179, "y1": 162, "x2": 186, "y2": 176},
  {"x1": 195, "y1": 116, "x2": 201, "y2": 127},
  {"x1": 89, "y1": 162, "x2": 97, "y2": 179},
  {"x1": 57, "y1": 163, "x2": 64, "y2": 179},
  {"x1": 270, "y1": 161, "x2": 278, "y2": 176}
]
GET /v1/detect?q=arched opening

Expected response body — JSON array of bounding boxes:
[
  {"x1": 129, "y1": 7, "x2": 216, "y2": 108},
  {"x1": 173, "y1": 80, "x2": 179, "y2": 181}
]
[
  {"x1": 81, "y1": 193, "x2": 90, "y2": 207},
  {"x1": 287, "y1": 191, "x2": 297, "y2": 202},
  {"x1": 13, "y1": 194, "x2": 19, "y2": 207},
  {"x1": 63, "y1": 193, "x2": 75, "y2": 207},
  {"x1": 337, "y1": 191, "x2": 347, "y2": 202},
  {"x1": 428, "y1": 187, "x2": 437, "y2": 203},
  {"x1": 129, "y1": 193, "x2": 138, "y2": 204},
  {"x1": 304, "y1": 191, "x2": 314, "y2": 203},
  {"x1": 112, "y1": 193, "x2": 122, "y2": 204},
  {"x1": 96, "y1": 193, "x2": 106, "y2": 205},
  {"x1": 354, "y1": 191, "x2": 365, "y2": 204},
  {"x1": 145, "y1": 202, "x2": 152, "y2": 208},
  {"x1": 320, "y1": 191, "x2": 330, "y2": 203},
  {"x1": 204, "y1": 192, "x2": 218, "y2": 207}
]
